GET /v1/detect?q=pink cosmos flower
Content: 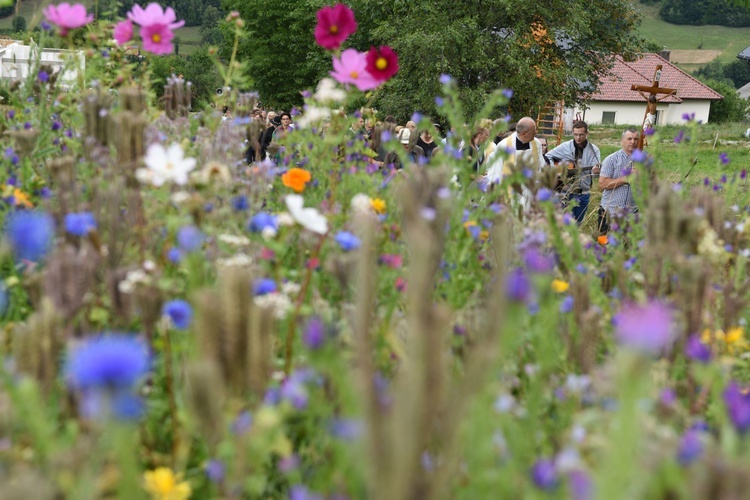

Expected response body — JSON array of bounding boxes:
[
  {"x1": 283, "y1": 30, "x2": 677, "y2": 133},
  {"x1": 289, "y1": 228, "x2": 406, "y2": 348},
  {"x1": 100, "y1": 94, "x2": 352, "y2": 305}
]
[
  {"x1": 127, "y1": 3, "x2": 185, "y2": 29},
  {"x1": 330, "y1": 49, "x2": 379, "y2": 91},
  {"x1": 113, "y1": 19, "x2": 133, "y2": 45},
  {"x1": 314, "y1": 3, "x2": 357, "y2": 50},
  {"x1": 140, "y1": 23, "x2": 175, "y2": 55},
  {"x1": 43, "y1": 2, "x2": 94, "y2": 36}
]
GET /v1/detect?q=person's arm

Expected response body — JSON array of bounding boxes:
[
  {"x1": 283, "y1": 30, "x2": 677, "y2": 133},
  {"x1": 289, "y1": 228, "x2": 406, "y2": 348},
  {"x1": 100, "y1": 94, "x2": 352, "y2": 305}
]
[{"x1": 599, "y1": 175, "x2": 629, "y2": 190}]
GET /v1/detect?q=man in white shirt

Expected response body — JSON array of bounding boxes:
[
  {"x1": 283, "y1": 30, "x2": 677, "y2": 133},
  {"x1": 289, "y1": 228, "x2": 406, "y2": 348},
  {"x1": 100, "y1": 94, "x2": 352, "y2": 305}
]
[{"x1": 485, "y1": 116, "x2": 546, "y2": 183}]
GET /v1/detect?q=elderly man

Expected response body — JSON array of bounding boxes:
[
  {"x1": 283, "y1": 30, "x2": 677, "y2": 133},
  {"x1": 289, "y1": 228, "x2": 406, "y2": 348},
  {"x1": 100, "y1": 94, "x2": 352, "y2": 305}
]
[
  {"x1": 597, "y1": 127, "x2": 639, "y2": 235},
  {"x1": 545, "y1": 121, "x2": 601, "y2": 225},
  {"x1": 485, "y1": 116, "x2": 546, "y2": 183}
]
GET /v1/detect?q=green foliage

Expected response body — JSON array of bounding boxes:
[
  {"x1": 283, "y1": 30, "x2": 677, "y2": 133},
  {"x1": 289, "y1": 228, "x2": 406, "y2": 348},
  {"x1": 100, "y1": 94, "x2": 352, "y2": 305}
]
[
  {"x1": 660, "y1": 0, "x2": 750, "y2": 27},
  {"x1": 226, "y1": 0, "x2": 644, "y2": 120},
  {"x1": 223, "y1": 0, "x2": 330, "y2": 111},
  {"x1": 11, "y1": 15, "x2": 25, "y2": 33},
  {"x1": 695, "y1": 59, "x2": 750, "y2": 89},
  {"x1": 702, "y1": 78, "x2": 750, "y2": 122},
  {"x1": 184, "y1": 46, "x2": 222, "y2": 108}
]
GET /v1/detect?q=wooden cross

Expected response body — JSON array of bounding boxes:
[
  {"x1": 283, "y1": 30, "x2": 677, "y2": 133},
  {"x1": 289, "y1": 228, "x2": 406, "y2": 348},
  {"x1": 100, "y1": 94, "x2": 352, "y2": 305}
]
[{"x1": 630, "y1": 65, "x2": 677, "y2": 149}]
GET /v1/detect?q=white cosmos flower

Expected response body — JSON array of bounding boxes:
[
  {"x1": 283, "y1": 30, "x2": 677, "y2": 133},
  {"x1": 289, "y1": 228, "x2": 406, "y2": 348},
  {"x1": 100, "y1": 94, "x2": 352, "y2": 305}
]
[
  {"x1": 136, "y1": 143, "x2": 197, "y2": 186},
  {"x1": 313, "y1": 78, "x2": 346, "y2": 104},
  {"x1": 295, "y1": 106, "x2": 332, "y2": 128},
  {"x1": 285, "y1": 194, "x2": 328, "y2": 235}
]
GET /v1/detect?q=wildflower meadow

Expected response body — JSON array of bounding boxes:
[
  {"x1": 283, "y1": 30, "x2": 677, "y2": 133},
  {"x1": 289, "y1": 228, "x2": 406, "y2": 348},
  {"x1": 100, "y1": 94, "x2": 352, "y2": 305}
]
[{"x1": 2, "y1": 2, "x2": 750, "y2": 499}]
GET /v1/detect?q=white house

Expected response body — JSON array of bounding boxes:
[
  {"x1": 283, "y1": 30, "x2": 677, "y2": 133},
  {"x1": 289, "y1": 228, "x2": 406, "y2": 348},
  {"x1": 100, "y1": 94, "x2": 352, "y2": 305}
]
[
  {"x1": 567, "y1": 53, "x2": 723, "y2": 126},
  {"x1": 0, "y1": 39, "x2": 84, "y2": 86}
]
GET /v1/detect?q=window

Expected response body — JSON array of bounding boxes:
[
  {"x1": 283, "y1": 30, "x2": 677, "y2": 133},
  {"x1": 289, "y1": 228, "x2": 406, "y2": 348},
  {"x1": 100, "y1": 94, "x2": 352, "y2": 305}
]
[{"x1": 601, "y1": 111, "x2": 616, "y2": 124}]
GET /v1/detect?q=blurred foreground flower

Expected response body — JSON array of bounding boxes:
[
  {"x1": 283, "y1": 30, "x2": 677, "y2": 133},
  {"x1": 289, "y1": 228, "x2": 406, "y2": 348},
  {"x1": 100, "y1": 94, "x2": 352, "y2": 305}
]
[
  {"x1": 724, "y1": 382, "x2": 750, "y2": 434},
  {"x1": 65, "y1": 334, "x2": 149, "y2": 420},
  {"x1": 365, "y1": 46, "x2": 399, "y2": 83},
  {"x1": 64, "y1": 212, "x2": 97, "y2": 237},
  {"x1": 44, "y1": 2, "x2": 93, "y2": 36},
  {"x1": 330, "y1": 49, "x2": 379, "y2": 91},
  {"x1": 334, "y1": 231, "x2": 360, "y2": 251},
  {"x1": 143, "y1": 467, "x2": 191, "y2": 500},
  {"x1": 530, "y1": 459, "x2": 558, "y2": 491},
  {"x1": 613, "y1": 300, "x2": 674, "y2": 355},
  {"x1": 282, "y1": 168, "x2": 312, "y2": 193},
  {"x1": 5, "y1": 210, "x2": 55, "y2": 262},
  {"x1": 285, "y1": 194, "x2": 328, "y2": 235},
  {"x1": 137, "y1": 143, "x2": 196, "y2": 186},
  {"x1": 128, "y1": 3, "x2": 185, "y2": 55},
  {"x1": 163, "y1": 300, "x2": 193, "y2": 330},
  {"x1": 113, "y1": 19, "x2": 133, "y2": 45}
]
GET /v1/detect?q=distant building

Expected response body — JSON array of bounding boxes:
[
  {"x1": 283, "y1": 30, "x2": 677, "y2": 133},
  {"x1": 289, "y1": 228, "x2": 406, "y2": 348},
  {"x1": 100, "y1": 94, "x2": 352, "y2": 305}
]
[
  {"x1": 567, "y1": 53, "x2": 723, "y2": 126},
  {"x1": 0, "y1": 39, "x2": 85, "y2": 86}
]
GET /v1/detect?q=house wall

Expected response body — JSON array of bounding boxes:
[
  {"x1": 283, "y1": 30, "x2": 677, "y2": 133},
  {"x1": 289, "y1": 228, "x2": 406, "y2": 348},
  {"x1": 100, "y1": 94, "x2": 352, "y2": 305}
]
[
  {"x1": 0, "y1": 43, "x2": 84, "y2": 85},
  {"x1": 569, "y1": 100, "x2": 713, "y2": 127}
]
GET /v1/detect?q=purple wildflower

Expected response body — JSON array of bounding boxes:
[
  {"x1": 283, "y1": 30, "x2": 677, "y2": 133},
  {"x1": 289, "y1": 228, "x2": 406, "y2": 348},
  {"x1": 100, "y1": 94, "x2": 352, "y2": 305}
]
[
  {"x1": 303, "y1": 316, "x2": 326, "y2": 349},
  {"x1": 719, "y1": 152, "x2": 730, "y2": 165},
  {"x1": 506, "y1": 267, "x2": 531, "y2": 303},
  {"x1": 560, "y1": 295, "x2": 574, "y2": 313},
  {"x1": 530, "y1": 459, "x2": 558, "y2": 491},
  {"x1": 334, "y1": 231, "x2": 361, "y2": 251},
  {"x1": 631, "y1": 149, "x2": 647, "y2": 163},
  {"x1": 162, "y1": 300, "x2": 193, "y2": 330},
  {"x1": 685, "y1": 334, "x2": 711, "y2": 363},
  {"x1": 537, "y1": 188, "x2": 553, "y2": 202},
  {"x1": 613, "y1": 300, "x2": 674, "y2": 354},
  {"x1": 439, "y1": 73, "x2": 452, "y2": 84},
  {"x1": 676, "y1": 430, "x2": 703, "y2": 466},
  {"x1": 674, "y1": 130, "x2": 685, "y2": 144},
  {"x1": 724, "y1": 382, "x2": 750, "y2": 433},
  {"x1": 682, "y1": 112, "x2": 695, "y2": 121},
  {"x1": 502, "y1": 88, "x2": 514, "y2": 99}
]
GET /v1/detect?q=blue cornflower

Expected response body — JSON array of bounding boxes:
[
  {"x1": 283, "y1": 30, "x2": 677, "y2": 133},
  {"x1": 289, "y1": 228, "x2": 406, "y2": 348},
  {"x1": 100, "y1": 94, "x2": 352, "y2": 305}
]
[
  {"x1": 5, "y1": 210, "x2": 55, "y2": 262},
  {"x1": 231, "y1": 194, "x2": 249, "y2": 211},
  {"x1": 253, "y1": 278, "x2": 277, "y2": 296},
  {"x1": 66, "y1": 334, "x2": 149, "y2": 391},
  {"x1": 719, "y1": 152, "x2": 730, "y2": 165},
  {"x1": 167, "y1": 247, "x2": 183, "y2": 263},
  {"x1": 38, "y1": 70, "x2": 49, "y2": 83},
  {"x1": 51, "y1": 120, "x2": 62, "y2": 131},
  {"x1": 177, "y1": 225, "x2": 204, "y2": 252},
  {"x1": 334, "y1": 231, "x2": 360, "y2": 251},
  {"x1": 248, "y1": 212, "x2": 277, "y2": 233},
  {"x1": 64, "y1": 212, "x2": 97, "y2": 236},
  {"x1": 162, "y1": 299, "x2": 193, "y2": 330}
]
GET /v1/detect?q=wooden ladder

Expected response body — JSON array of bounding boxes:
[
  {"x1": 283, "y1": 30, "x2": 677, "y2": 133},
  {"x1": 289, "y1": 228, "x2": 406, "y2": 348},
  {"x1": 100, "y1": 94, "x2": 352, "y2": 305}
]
[{"x1": 536, "y1": 101, "x2": 565, "y2": 147}]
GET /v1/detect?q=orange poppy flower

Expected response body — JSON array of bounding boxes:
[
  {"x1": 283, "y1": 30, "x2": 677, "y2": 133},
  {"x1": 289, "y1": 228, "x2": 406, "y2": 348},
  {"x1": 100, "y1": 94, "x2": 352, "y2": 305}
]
[
  {"x1": 281, "y1": 168, "x2": 312, "y2": 193},
  {"x1": 597, "y1": 235, "x2": 608, "y2": 245}
]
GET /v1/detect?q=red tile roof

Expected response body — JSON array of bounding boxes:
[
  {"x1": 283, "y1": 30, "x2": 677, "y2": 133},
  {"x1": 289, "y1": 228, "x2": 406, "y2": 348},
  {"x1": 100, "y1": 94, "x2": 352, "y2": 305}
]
[{"x1": 589, "y1": 53, "x2": 723, "y2": 103}]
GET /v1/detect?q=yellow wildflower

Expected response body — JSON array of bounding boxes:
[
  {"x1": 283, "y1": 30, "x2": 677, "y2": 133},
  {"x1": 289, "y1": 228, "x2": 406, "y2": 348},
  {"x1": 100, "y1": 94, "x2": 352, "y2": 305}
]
[
  {"x1": 700, "y1": 328, "x2": 712, "y2": 344},
  {"x1": 551, "y1": 279, "x2": 569, "y2": 293},
  {"x1": 726, "y1": 326, "x2": 744, "y2": 345},
  {"x1": 370, "y1": 198, "x2": 386, "y2": 214},
  {"x1": 12, "y1": 188, "x2": 33, "y2": 208},
  {"x1": 143, "y1": 467, "x2": 191, "y2": 500}
]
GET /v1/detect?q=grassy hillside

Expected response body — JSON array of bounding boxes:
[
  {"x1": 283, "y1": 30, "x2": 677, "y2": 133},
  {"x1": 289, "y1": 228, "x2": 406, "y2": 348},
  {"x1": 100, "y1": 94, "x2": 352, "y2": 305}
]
[{"x1": 636, "y1": 3, "x2": 750, "y2": 71}]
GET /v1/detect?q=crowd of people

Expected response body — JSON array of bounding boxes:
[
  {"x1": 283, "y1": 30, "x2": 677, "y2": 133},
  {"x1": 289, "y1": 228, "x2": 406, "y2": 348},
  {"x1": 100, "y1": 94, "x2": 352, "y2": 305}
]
[{"x1": 242, "y1": 108, "x2": 640, "y2": 237}]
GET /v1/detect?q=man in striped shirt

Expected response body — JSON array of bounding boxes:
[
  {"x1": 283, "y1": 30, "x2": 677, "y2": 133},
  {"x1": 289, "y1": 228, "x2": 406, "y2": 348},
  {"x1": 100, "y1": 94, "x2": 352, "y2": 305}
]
[{"x1": 597, "y1": 128, "x2": 639, "y2": 235}]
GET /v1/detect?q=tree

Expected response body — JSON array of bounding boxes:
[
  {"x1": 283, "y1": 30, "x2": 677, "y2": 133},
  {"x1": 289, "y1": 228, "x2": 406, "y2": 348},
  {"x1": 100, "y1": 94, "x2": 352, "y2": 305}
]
[
  {"x1": 223, "y1": 0, "x2": 330, "y2": 111},
  {"x1": 225, "y1": 0, "x2": 644, "y2": 119},
  {"x1": 184, "y1": 46, "x2": 222, "y2": 108},
  {"x1": 702, "y1": 78, "x2": 749, "y2": 122}
]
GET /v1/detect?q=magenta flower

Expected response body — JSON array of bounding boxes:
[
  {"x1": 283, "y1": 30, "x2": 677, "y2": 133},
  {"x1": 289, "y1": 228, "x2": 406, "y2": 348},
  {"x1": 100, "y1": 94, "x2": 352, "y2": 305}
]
[
  {"x1": 613, "y1": 300, "x2": 674, "y2": 355},
  {"x1": 43, "y1": 2, "x2": 94, "y2": 36},
  {"x1": 330, "y1": 49, "x2": 379, "y2": 91},
  {"x1": 113, "y1": 19, "x2": 133, "y2": 45},
  {"x1": 314, "y1": 3, "x2": 357, "y2": 50},
  {"x1": 365, "y1": 45, "x2": 399, "y2": 83},
  {"x1": 140, "y1": 23, "x2": 175, "y2": 54},
  {"x1": 127, "y1": 3, "x2": 185, "y2": 30}
]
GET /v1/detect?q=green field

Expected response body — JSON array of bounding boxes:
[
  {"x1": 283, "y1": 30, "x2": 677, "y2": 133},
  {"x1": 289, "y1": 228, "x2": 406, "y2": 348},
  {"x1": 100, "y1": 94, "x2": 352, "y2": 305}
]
[{"x1": 636, "y1": 3, "x2": 750, "y2": 70}]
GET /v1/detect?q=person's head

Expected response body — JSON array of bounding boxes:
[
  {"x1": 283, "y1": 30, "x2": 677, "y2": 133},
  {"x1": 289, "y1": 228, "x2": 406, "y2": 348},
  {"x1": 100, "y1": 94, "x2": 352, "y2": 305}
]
[
  {"x1": 398, "y1": 127, "x2": 412, "y2": 149},
  {"x1": 621, "y1": 127, "x2": 639, "y2": 155},
  {"x1": 572, "y1": 121, "x2": 589, "y2": 146},
  {"x1": 515, "y1": 117, "x2": 537, "y2": 144},
  {"x1": 280, "y1": 112, "x2": 292, "y2": 127},
  {"x1": 421, "y1": 128, "x2": 433, "y2": 142},
  {"x1": 471, "y1": 126, "x2": 488, "y2": 146},
  {"x1": 406, "y1": 120, "x2": 416, "y2": 132},
  {"x1": 267, "y1": 111, "x2": 277, "y2": 126},
  {"x1": 352, "y1": 115, "x2": 364, "y2": 130},
  {"x1": 384, "y1": 115, "x2": 397, "y2": 125},
  {"x1": 538, "y1": 136, "x2": 548, "y2": 154}
]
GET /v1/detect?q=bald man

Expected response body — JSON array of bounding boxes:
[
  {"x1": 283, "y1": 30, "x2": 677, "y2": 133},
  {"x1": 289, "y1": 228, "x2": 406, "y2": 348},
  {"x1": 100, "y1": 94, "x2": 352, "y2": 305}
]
[{"x1": 485, "y1": 116, "x2": 546, "y2": 183}]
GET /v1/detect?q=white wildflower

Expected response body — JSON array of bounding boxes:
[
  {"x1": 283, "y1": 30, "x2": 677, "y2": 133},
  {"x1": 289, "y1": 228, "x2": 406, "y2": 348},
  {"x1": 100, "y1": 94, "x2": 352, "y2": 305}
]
[
  {"x1": 350, "y1": 193, "x2": 372, "y2": 215},
  {"x1": 193, "y1": 161, "x2": 232, "y2": 185},
  {"x1": 281, "y1": 281, "x2": 301, "y2": 296},
  {"x1": 261, "y1": 226, "x2": 278, "y2": 240},
  {"x1": 218, "y1": 234, "x2": 251, "y2": 246},
  {"x1": 295, "y1": 106, "x2": 332, "y2": 128},
  {"x1": 170, "y1": 191, "x2": 190, "y2": 205},
  {"x1": 313, "y1": 78, "x2": 346, "y2": 104},
  {"x1": 136, "y1": 143, "x2": 196, "y2": 186},
  {"x1": 277, "y1": 212, "x2": 295, "y2": 227},
  {"x1": 285, "y1": 194, "x2": 328, "y2": 235},
  {"x1": 254, "y1": 292, "x2": 292, "y2": 319},
  {"x1": 217, "y1": 253, "x2": 254, "y2": 268}
]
